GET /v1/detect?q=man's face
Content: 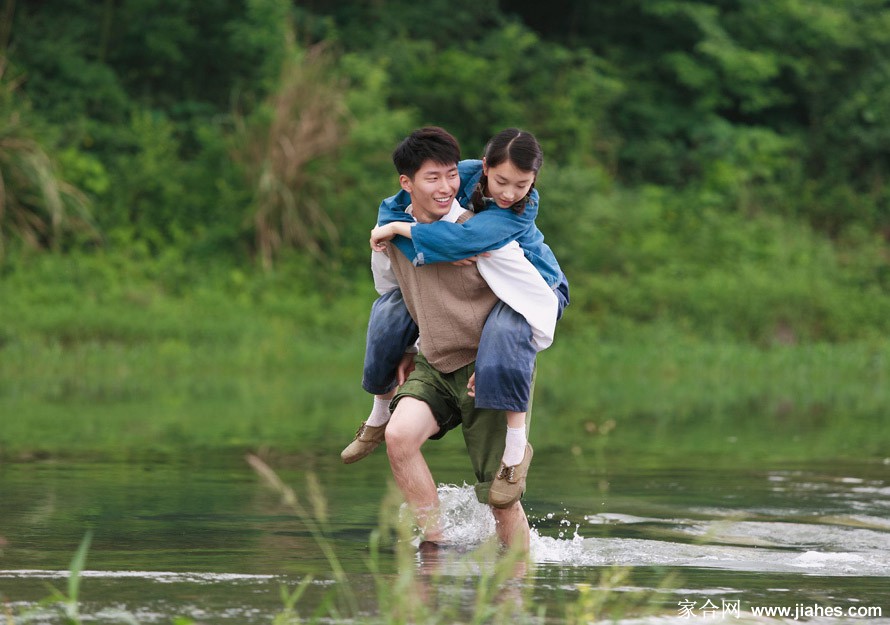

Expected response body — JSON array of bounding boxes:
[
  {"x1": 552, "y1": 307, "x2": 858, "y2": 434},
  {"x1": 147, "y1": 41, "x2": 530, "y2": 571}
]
[{"x1": 400, "y1": 160, "x2": 460, "y2": 223}]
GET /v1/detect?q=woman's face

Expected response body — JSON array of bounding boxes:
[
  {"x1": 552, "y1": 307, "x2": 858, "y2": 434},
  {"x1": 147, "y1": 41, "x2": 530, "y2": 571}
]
[{"x1": 483, "y1": 159, "x2": 535, "y2": 209}]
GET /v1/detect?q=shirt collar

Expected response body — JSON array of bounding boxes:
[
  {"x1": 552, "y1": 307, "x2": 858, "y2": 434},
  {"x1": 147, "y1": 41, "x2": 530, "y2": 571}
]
[{"x1": 406, "y1": 200, "x2": 464, "y2": 224}]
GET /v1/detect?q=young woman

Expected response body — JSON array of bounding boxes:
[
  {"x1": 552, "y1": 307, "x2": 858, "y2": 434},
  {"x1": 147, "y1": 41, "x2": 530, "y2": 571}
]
[{"x1": 343, "y1": 128, "x2": 569, "y2": 508}]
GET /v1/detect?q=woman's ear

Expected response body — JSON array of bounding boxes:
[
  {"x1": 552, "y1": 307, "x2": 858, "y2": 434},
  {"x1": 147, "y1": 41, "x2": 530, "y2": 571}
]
[{"x1": 481, "y1": 157, "x2": 488, "y2": 176}]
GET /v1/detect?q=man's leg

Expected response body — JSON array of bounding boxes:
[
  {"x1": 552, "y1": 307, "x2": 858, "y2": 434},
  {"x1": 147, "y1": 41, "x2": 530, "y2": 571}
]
[
  {"x1": 459, "y1": 370, "x2": 532, "y2": 546},
  {"x1": 491, "y1": 501, "x2": 530, "y2": 551},
  {"x1": 385, "y1": 397, "x2": 444, "y2": 542}
]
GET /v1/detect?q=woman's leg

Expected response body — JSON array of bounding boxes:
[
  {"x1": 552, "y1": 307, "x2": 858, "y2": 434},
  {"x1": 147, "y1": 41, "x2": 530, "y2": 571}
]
[
  {"x1": 474, "y1": 273, "x2": 568, "y2": 412},
  {"x1": 362, "y1": 289, "x2": 419, "y2": 395},
  {"x1": 343, "y1": 289, "x2": 418, "y2": 464},
  {"x1": 476, "y1": 285, "x2": 574, "y2": 504},
  {"x1": 474, "y1": 301, "x2": 536, "y2": 414},
  {"x1": 476, "y1": 275, "x2": 569, "y2": 463}
]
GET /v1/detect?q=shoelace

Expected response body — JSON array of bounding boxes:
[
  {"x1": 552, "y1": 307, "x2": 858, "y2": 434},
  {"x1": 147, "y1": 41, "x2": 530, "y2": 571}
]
[{"x1": 497, "y1": 464, "x2": 517, "y2": 482}]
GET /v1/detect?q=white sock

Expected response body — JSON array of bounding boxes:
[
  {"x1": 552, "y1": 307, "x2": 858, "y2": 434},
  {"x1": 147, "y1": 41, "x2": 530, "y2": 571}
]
[
  {"x1": 365, "y1": 396, "x2": 392, "y2": 427},
  {"x1": 502, "y1": 426, "x2": 527, "y2": 467}
]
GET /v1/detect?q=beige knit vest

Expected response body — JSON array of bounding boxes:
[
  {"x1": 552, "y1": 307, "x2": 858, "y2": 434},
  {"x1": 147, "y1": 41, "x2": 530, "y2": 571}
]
[{"x1": 386, "y1": 211, "x2": 499, "y2": 373}]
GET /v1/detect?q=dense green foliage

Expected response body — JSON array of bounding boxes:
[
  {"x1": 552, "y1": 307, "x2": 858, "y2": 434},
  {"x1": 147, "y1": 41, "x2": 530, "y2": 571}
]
[
  {"x1": 1, "y1": 1, "x2": 889, "y2": 459},
  {"x1": 3, "y1": 0, "x2": 887, "y2": 343}
]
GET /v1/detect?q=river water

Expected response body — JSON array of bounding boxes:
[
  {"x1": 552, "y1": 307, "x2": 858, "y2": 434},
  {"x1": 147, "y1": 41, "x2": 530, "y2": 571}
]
[{"x1": 1, "y1": 446, "x2": 889, "y2": 623}]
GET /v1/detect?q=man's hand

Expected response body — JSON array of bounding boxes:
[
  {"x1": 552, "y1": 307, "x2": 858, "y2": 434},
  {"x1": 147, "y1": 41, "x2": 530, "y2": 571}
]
[
  {"x1": 450, "y1": 252, "x2": 492, "y2": 267},
  {"x1": 466, "y1": 372, "x2": 476, "y2": 398},
  {"x1": 396, "y1": 352, "x2": 416, "y2": 386}
]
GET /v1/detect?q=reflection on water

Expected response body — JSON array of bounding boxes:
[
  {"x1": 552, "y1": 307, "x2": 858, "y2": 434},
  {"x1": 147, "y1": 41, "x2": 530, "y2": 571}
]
[{"x1": 1, "y1": 448, "x2": 889, "y2": 623}]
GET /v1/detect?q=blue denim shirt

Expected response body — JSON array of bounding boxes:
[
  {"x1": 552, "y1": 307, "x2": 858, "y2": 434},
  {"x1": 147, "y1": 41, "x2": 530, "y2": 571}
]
[{"x1": 376, "y1": 160, "x2": 563, "y2": 288}]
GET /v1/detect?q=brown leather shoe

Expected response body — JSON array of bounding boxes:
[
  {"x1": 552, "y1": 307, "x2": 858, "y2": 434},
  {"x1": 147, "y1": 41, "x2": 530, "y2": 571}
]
[
  {"x1": 488, "y1": 443, "x2": 533, "y2": 508},
  {"x1": 340, "y1": 422, "x2": 387, "y2": 464}
]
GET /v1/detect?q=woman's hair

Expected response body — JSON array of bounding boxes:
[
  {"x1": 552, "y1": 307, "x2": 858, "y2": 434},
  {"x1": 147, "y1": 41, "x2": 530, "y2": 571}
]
[
  {"x1": 392, "y1": 126, "x2": 461, "y2": 178},
  {"x1": 471, "y1": 128, "x2": 543, "y2": 214}
]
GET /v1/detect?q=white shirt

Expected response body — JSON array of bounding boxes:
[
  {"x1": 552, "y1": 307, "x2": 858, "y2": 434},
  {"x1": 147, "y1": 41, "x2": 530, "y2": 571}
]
[{"x1": 371, "y1": 201, "x2": 558, "y2": 350}]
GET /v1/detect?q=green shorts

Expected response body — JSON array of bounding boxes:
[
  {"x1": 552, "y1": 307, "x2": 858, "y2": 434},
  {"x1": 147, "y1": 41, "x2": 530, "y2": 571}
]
[{"x1": 391, "y1": 353, "x2": 533, "y2": 504}]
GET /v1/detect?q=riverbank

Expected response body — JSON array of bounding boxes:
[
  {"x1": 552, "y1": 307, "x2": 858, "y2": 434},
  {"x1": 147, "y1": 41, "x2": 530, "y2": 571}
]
[{"x1": 1, "y1": 257, "x2": 887, "y2": 463}]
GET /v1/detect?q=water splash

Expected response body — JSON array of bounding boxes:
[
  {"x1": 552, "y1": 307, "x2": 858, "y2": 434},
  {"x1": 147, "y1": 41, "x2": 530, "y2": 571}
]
[
  {"x1": 425, "y1": 484, "x2": 890, "y2": 577},
  {"x1": 437, "y1": 483, "x2": 497, "y2": 545},
  {"x1": 423, "y1": 484, "x2": 588, "y2": 562}
]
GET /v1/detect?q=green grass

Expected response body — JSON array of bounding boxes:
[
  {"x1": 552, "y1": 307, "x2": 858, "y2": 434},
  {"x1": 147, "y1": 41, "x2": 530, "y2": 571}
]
[
  {"x1": 1, "y1": 254, "x2": 888, "y2": 462},
  {"x1": 537, "y1": 324, "x2": 890, "y2": 461}
]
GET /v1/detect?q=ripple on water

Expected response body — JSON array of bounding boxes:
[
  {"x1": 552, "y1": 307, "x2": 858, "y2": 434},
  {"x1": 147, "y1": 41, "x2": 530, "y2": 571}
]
[{"x1": 423, "y1": 484, "x2": 890, "y2": 578}]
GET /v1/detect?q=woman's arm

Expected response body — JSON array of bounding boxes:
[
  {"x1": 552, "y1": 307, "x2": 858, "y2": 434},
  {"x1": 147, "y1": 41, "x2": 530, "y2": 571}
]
[
  {"x1": 375, "y1": 160, "x2": 483, "y2": 226},
  {"x1": 398, "y1": 186, "x2": 541, "y2": 264},
  {"x1": 376, "y1": 190, "x2": 414, "y2": 226},
  {"x1": 409, "y1": 200, "x2": 539, "y2": 264},
  {"x1": 375, "y1": 160, "x2": 544, "y2": 264},
  {"x1": 370, "y1": 222, "x2": 413, "y2": 252}
]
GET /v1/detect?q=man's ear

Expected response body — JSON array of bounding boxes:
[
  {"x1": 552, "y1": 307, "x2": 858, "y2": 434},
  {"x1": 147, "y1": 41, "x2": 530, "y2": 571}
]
[{"x1": 399, "y1": 174, "x2": 412, "y2": 193}]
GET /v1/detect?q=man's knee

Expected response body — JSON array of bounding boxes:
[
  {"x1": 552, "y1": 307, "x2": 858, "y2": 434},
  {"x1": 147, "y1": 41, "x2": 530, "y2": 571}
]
[
  {"x1": 384, "y1": 420, "x2": 417, "y2": 456},
  {"x1": 385, "y1": 398, "x2": 438, "y2": 455}
]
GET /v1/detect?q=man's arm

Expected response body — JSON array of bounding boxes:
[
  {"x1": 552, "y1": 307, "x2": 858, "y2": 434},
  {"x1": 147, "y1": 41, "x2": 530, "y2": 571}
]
[{"x1": 370, "y1": 248, "x2": 399, "y2": 295}]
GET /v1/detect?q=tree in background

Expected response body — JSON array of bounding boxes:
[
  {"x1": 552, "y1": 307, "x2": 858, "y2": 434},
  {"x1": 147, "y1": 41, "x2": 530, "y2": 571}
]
[
  {"x1": 502, "y1": 0, "x2": 890, "y2": 237},
  {"x1": 3, "y1": 0, "x2": 888, "y2": 289},
  {"x1": 0, "y1": 41, "x2": 96, "y2": 258}
]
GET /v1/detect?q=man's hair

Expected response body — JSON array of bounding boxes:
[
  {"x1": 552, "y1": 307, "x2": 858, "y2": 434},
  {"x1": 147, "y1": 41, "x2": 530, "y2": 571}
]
[{"x1": 392, "y1": 127, "x2": 461, "y2": 178}]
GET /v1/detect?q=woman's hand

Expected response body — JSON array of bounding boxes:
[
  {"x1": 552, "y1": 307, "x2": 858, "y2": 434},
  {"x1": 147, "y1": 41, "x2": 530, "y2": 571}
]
[
  {"x1": 370, "y1": 224, "x2": 395, "y2": 251},
  {"x1": 450, "y1": 252, "x2": 491, "y2": 267},
  {"x1": 396, "y1": 352, "x2": 416, "y2": 386},
  {"x1": 370, "y1": 222, "x2": 412, "y2": 251}
]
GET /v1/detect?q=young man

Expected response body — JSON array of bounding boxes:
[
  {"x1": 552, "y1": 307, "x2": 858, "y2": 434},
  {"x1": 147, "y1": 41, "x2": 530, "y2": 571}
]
[{"x1": 369, "y1": 127, "x2": 556, "y2": 548}]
